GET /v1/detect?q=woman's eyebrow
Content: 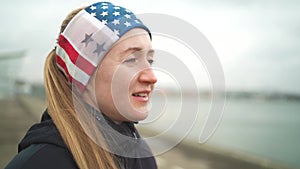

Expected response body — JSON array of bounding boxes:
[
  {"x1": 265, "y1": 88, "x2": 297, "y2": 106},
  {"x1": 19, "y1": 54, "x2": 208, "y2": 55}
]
[
  {"x1": 121, "y1": 47, "x2": 155, "y2": 55},
  {"x1": 148, "y1": 49, "x2": 155, "y2": 56}
]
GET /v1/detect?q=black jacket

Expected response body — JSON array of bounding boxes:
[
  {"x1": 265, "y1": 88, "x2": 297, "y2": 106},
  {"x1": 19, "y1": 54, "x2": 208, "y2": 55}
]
[{"x1": 5, "y1": 109, "x2": 157, "y2": 169}]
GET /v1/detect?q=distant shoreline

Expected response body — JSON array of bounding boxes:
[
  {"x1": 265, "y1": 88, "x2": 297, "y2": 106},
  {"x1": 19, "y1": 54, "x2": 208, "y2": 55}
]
[
  {"x1": 14, "y1": 82, "x2": 300, "y2": 102},
  {"x1": 224, "y1": 90, "x2": 300, "y2": 101},
  {"x1": 151, "y1": 88, "x2": 300, "y2": 102}
]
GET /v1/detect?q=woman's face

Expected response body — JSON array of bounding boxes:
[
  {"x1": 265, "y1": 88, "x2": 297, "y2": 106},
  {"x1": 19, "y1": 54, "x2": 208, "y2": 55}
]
[{"x1": 90, "y1": 28, "x2": 157, "y2": 123}]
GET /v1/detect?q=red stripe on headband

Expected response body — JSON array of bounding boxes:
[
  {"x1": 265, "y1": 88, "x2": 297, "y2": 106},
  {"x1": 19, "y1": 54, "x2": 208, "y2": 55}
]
[
  {"x1": 56, "y1": 55, "x2": 72, "y2": 82},
  {"x1": 56, "y1": 54, "x2": 87, "y2": 92}
]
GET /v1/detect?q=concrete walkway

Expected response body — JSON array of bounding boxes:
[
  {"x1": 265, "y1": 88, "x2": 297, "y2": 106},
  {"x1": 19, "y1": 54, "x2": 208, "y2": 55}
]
[
  {"x1": 0, "y1": 97, "x2": 41, "y2": 169},
  {"x1": 0, "y1": 96, "x2": 290, "y2": 169}
]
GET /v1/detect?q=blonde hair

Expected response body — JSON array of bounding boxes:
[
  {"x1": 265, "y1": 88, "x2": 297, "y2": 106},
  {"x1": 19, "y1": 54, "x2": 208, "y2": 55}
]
[{"x1": 44, "y1": 8, "x2": 118, "y2": 169}]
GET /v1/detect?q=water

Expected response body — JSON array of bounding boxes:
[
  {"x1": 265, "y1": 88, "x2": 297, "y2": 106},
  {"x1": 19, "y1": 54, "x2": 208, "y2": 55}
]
[
  {"x1": 208, "y1": 98, "x2": 300, "y2": 168},
  {"x1": 142, "y1": 94, "x2": 300, "y2": 169}
]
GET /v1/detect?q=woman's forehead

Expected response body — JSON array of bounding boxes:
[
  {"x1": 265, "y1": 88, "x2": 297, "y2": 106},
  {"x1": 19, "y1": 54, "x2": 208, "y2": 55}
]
[{"x1": 113, "y1": 29, "x2": 152, "y2": 52}]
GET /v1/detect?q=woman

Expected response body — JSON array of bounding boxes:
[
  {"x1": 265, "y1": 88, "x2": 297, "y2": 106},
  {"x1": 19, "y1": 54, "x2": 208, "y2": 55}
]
[{"x1": 5, "y1": 2, "x2": 157, "y2": 169}]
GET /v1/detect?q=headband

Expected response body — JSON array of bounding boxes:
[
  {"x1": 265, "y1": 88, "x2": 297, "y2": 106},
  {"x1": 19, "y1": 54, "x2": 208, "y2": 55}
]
[{"x1": 55, "y1": 2, "x2": 151, "y2": 92}]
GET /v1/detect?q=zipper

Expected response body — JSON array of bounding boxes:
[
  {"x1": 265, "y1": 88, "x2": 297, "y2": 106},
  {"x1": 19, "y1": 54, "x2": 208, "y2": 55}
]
[{"x1": 127, "y1": 123, "x2": 138, "y2": 142}]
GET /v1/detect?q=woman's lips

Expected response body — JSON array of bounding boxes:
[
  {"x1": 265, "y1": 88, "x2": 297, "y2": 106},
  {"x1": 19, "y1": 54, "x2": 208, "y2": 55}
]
[{"x1": 132, "y1": 91, "x2": 150, "y2": 102}]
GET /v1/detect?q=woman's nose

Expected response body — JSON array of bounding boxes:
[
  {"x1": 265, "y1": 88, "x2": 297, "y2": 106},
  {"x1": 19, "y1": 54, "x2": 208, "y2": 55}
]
[{"x1": 138, "y1": 68, "x2": 157, "y2": 84}]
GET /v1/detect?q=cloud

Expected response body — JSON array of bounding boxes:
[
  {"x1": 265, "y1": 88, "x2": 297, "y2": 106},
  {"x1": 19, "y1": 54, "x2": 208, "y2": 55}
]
[{"x1": 1, "y1": 0, "x2": 300, "y2": 93}]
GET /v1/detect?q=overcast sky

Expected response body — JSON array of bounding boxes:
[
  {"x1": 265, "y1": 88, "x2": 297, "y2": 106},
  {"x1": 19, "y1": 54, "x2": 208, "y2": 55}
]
[{"x1": 1, "y1": 0, "x2": 300, "y2": 94}]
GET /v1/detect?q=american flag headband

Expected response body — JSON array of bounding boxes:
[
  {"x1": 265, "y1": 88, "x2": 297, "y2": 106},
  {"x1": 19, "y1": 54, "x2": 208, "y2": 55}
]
[{"x1": 55, "y1": 2, "x2": 151, "y2": 92}]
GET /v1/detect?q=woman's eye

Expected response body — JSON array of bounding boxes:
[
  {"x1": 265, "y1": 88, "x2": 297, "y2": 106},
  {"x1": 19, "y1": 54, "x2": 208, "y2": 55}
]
[
  {"x1": 148, "y1": 59, "x2": 155, "y2": 65},
  {"x1": 124, "y1": 58, "x2": 137, "y2": 63}
]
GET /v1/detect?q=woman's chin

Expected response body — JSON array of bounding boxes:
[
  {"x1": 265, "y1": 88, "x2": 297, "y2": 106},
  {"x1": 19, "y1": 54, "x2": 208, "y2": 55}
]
[
  {"x1": 121, "y1": 108, "x2": 149, "y2": 122},
  {"x1": 134, "y1": 109, "x2": 149, "y2": 121}
]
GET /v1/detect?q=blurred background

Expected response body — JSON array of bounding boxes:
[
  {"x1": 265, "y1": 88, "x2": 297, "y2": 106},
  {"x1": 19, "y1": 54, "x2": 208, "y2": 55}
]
[{"x1": 1, "y1": 0, "x2": 299, "y2": 169}]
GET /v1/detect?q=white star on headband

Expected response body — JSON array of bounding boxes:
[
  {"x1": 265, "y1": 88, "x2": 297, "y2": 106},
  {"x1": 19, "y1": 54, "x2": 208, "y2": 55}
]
[
  {"x1": 112, "y1": 19, "x2": 120, "y2": 25},
  {"x1": 113, "y1": 11, "x2": 120, "y2": 16},
  {"x1": 100, "y1": 11, "x2": 108, "y2": 17},
  {"x1": 125, "y1": 9, "x2": 132, "y2": 13},
  {"x1": 113, "y1": 29, "x2": 120, "y2": 36},
  {"x1": 90, "y1": 5, "x2": 96, "y2": 10},
  {"x1": 124, "y1": 14, "x2": 131, "y2": 19},
  {"x1": 124, "y1": 21, "x2": 131, "y2": 27},
  {"x1": 101, "y1": 6, "x2": 108, "y2": 9},
  {"x1": 101, "y1": 20, "x2": 107, "y2": 25}
]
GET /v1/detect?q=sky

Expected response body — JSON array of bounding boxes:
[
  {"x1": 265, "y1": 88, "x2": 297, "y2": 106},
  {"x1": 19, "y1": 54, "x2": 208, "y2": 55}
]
[{"x1": 1, "y1": 0, "x2": 300, "y2": 94}]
